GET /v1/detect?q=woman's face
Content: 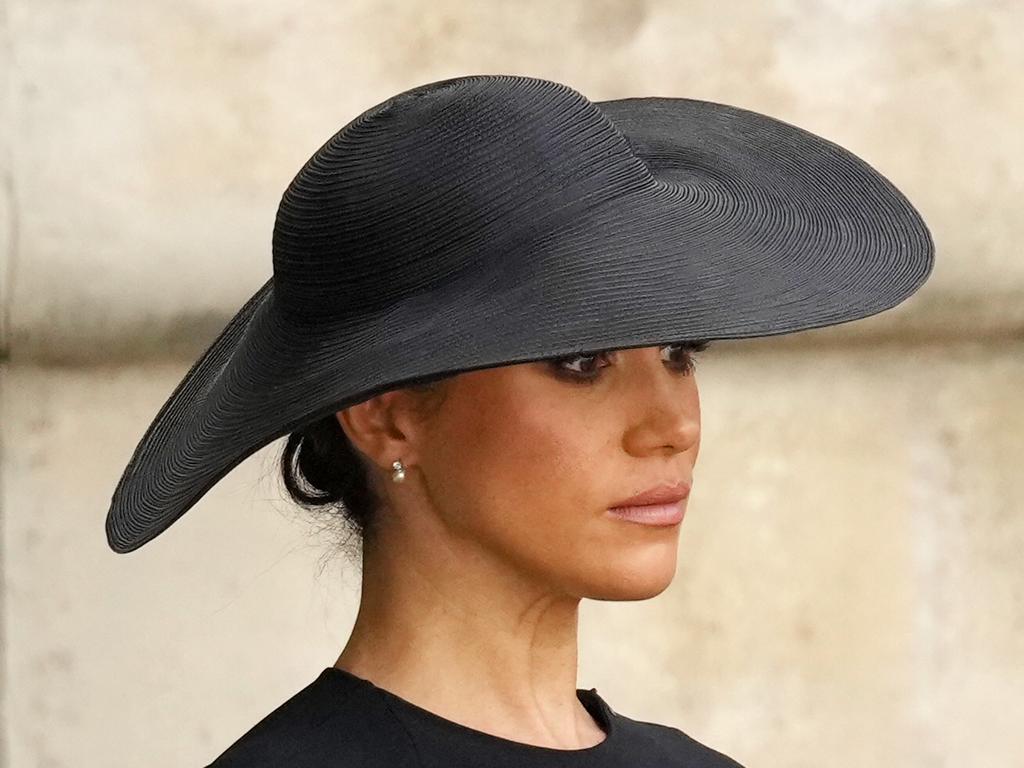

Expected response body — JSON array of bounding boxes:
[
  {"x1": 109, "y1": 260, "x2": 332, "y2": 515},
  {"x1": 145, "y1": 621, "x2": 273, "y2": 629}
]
[{"x1": 403, "y1": 342, "x2": 705, "y2": 602}]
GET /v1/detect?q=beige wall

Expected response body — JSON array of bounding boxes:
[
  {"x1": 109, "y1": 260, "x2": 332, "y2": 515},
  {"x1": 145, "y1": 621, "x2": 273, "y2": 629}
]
[{"x1": 2, "y1": 1, "x2": 1022, "y2": 766}]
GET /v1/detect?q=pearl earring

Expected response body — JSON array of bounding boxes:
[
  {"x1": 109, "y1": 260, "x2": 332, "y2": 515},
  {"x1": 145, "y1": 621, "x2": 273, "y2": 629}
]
[{"x1": 390, "y1": 459, "x2": 406, "y2": 483}]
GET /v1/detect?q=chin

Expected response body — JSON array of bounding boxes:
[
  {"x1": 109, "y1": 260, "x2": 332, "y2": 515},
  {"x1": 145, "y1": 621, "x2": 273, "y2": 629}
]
[{"x1": 586, "y1": 550, "x2": 680, "y2": 601}]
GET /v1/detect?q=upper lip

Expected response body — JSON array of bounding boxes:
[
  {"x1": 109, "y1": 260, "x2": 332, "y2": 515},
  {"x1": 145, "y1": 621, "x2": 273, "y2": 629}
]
[{"x1": 610, "y1": 481, "x2": 691, "y2": 508}]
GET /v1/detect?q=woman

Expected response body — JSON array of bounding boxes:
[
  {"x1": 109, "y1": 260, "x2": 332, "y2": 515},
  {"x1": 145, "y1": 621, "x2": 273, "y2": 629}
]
[{"x1": 106, "y1": 74, "x2": 934, "y2": 767}]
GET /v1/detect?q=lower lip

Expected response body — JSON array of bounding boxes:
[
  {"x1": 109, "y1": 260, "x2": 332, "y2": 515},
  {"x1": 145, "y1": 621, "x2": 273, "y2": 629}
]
[{"x1": 606, "y1": 501, "x2": 685, "y2": 526}]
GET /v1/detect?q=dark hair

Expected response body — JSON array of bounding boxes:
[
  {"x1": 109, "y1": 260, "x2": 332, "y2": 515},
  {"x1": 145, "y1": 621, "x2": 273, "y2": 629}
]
[{"x1": 278, "y1": 376, "x2": 451, "y2": 562}]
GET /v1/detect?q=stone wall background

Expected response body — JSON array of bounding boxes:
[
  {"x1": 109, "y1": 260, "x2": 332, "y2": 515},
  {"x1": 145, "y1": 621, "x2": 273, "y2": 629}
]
[{"x1": 1, "y1": 1, "x2": 1021, "y2": 766}]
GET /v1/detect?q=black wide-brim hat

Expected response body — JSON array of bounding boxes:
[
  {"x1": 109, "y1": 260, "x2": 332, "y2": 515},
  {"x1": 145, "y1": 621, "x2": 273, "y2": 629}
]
[{"x1": 106, "y1": 74, "x2": 934, "y2": 553}]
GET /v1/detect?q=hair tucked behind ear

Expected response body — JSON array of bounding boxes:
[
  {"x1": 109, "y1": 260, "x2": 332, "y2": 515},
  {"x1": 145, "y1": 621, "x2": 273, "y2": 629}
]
[
  {"x1": 278, "y1": 376, "x2": 451, "y2": 562},
  {"x1": 280, "y1": 412, "x2": 380, "y2": 541}
]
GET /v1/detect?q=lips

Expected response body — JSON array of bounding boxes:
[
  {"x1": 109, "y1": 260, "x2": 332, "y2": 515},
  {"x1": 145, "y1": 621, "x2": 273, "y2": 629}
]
[{"x1": 609, "y1": 481, "x2": 691, "y2": 509}]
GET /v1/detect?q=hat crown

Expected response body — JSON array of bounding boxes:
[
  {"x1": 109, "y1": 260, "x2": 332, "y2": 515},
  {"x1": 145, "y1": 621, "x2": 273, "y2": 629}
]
[{"x1": 270, "y1": 75, "x2": 655, "y2": 323}]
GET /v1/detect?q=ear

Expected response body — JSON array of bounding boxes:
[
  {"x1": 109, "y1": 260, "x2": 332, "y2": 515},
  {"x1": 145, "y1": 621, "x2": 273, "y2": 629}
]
[{"x1": 334, "y1": 389, "x2": 429, "y2": 474}]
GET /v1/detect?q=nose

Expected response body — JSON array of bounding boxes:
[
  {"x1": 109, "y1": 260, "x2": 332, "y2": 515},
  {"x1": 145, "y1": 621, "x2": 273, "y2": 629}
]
[{"x1": 619, "y1": 353, "x2": 700, "y2": 457}]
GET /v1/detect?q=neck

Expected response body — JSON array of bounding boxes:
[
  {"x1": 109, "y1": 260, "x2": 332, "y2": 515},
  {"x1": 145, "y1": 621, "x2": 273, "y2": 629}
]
[{"x1": 333, "y1": 517, "x2": 604, "y2": 749}]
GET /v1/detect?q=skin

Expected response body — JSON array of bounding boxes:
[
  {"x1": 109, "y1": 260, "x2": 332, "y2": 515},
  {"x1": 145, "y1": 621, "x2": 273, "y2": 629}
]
[{"x1": 332, "y1": 343, "x2": 703, "y2": 749}]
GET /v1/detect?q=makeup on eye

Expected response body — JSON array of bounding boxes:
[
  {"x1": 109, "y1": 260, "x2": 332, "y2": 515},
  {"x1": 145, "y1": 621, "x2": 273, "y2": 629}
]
[{"x1": 547, "y1": 341, "x2": 711, "y2": 382}]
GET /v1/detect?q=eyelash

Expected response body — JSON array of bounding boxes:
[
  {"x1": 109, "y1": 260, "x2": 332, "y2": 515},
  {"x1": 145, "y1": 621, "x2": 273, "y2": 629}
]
[{"x1": 549, "y1": 341, "x2": 711, "y2": 384}]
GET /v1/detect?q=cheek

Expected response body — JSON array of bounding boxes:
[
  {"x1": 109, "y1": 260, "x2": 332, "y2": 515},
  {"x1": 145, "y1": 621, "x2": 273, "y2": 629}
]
[{"x1": 426, "y1": 396, "x2": 609, "y2": 543}]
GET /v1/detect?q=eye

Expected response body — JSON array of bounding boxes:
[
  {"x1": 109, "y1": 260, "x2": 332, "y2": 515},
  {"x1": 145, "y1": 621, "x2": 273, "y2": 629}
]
[
  {"x1": 549, "y1": 341, "x2": 710, "y2": 383},
  {"x1": 552, "y1": 350, "x2": 611, "y2": 378},
  {"x1": 661, "y1": 340, "x2": 710, "y2": 374}
]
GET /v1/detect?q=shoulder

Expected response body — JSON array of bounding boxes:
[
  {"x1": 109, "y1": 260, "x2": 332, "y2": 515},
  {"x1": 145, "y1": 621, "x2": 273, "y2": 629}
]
[
  {"x1": 203, "y1": 670, "x2": 420, "y2": 768},
  {"x1": 611, "y1": 709, "x2": 746, "y2": 768}
]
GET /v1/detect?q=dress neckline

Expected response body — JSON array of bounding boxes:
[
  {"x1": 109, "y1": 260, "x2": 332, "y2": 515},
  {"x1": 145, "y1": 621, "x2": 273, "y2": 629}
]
[{"x1": 322, "y1": 666, "x2": 617, "y2": 756}]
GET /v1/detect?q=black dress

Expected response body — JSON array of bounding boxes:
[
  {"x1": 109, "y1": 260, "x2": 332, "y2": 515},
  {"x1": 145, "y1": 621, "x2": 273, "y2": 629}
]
[{"x1": 205, "y1": 666, "x2": 745, "y2": 767}]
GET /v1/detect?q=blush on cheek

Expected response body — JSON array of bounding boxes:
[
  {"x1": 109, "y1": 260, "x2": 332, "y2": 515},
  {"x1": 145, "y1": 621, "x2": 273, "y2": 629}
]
[{"x1": 437, "y1": 365, "x2": 614, "y2": 517}]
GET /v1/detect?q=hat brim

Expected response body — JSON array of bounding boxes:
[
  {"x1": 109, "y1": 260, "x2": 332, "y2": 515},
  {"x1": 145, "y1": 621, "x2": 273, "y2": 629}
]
[{"x1": 106, "y1": 95, "x2": 934, "y2": 553}]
